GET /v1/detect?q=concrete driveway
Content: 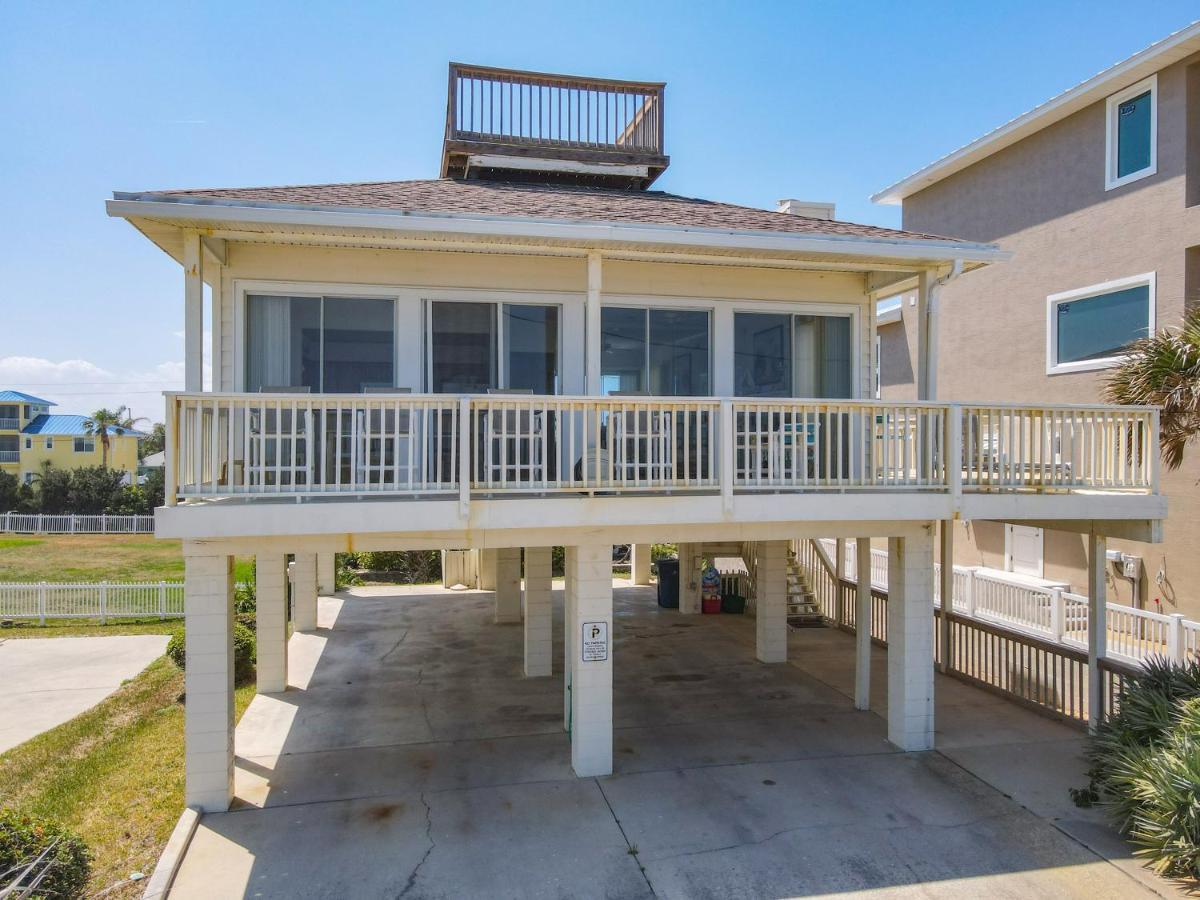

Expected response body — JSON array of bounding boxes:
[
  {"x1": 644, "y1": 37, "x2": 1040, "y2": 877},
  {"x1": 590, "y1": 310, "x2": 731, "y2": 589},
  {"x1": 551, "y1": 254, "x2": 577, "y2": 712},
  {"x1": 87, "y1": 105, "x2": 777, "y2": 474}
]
[
  {"x1": 169, "y1": 586, "x2": 1165, "y2": 899},
  {"x1": 0, "y1": 634, "x2": 169, "y2": 752}
]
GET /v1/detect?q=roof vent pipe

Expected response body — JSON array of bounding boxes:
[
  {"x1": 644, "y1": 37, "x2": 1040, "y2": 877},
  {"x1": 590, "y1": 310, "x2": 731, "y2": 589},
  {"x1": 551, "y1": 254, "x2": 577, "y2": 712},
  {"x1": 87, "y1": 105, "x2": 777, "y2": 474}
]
[{"x1": 777, "y1": 199, "x2": 836, "y2": 220}]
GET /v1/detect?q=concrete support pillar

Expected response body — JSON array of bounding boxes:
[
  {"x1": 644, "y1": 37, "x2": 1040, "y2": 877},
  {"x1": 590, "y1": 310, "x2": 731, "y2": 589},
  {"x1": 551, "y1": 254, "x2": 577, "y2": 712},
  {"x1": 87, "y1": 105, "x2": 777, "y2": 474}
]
[
  {"x1": 854, "y1": 537, "x2": 872, "y2": 711},
  {"x1": 677, "y1": 544, "x2": 699, "y2": 615},
  {"x1": 630, "y1": 544, "x2": 652, "y2": 585},
  {"x1": 564, "y1": 546, "x2": 576, "y2": 730},
  {"x1": 756, "y1": 541, "x2": 789, "y2": 663},
  {"x1": 292, "y1": 552, "x2": 318, "y2": 632},
  {"x1": 255, "y1": 553, "x2": 289, "y2": 694},
  {"x1": 523, "y1": 547, "x2": 553, "y2": 677},
  {"x1": 567, "y1": 543, "x2": 613, "y2": 777},
  {"x1": 886, "y1": 527, "x2": 936, "y2": 751},
  {"x1": 494, "y1": 547, "x2": 522, "y2": 624},
  {"x1": 317, "y1": 552, "x2": 335, "y2": 594},
  {"x1": 183, "y1": 550, "x2": 235, "y2": 812},
  {"x1": 1087, "y1": 530, "x2": 1107, "y2": 733},
  {"x1": 478, "y1": 549, "x2": 498, "y2": 590}
]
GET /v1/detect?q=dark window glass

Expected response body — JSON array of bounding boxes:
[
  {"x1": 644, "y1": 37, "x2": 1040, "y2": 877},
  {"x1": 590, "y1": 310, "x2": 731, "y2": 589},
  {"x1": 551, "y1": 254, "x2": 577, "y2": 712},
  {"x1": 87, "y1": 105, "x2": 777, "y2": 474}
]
[
  {"x1": 734, "y1": 312, "x2": 792, "y2": 397},
  {"x1": 322, "y1": 298, "x2": 395, "y2": 392},
  {"x1": 504, "y1": 305, "x2": 559, "y2": 393},
  {"x1": 649, "y1": 310, "x2": 709, "y2": 396},
  {"x1": 1056, "y1": 285, "x2": 1150, "y2": 364},
  {"x1": 600, "y1": 307, "x2": 648, "y2": 395},
  {"x1": 429, "y1": 301, "x2": 496, "y2": 393},
  {"x1": 795, "y1": 315, "x2": 853, "y2": 399},
  {"x1": 1117, "y1": 90, "x2": 1152, "y2": 178}
]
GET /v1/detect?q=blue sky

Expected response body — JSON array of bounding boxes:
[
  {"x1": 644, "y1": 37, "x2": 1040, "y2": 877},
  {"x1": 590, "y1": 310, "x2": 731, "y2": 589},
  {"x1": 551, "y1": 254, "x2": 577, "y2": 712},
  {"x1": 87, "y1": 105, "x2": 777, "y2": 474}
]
[{"x1": 1, "y1": 1, "x2": 1196, "y2": 421}]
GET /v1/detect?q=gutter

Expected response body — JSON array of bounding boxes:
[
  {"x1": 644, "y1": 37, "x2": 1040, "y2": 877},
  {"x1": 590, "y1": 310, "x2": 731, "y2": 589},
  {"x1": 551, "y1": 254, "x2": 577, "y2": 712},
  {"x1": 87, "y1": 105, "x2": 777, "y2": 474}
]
[
  {"x1": 923, "y1": 259, "x2": 964, "y2": 400},
  {"x1": 106, "y1": 196, "x2": 1010, "y2": 266}
]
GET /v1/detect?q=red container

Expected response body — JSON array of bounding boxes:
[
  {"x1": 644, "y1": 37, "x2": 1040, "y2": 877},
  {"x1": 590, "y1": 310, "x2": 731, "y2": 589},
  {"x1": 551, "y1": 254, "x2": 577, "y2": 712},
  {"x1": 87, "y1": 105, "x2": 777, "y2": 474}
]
[{"x1": 702, "y1": 596, "x2": 722, "y2": 615}]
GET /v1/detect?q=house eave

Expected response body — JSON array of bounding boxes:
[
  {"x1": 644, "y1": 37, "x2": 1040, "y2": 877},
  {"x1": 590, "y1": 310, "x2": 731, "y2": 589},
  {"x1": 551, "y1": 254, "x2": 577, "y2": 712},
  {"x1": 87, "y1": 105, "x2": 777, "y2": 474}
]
[
  {"x1": 872, "y1": 19, "x2": 1200, "y2": 205},
  {"x1": 106, "y1": 195, "x2": 1008, "y2": 268}
]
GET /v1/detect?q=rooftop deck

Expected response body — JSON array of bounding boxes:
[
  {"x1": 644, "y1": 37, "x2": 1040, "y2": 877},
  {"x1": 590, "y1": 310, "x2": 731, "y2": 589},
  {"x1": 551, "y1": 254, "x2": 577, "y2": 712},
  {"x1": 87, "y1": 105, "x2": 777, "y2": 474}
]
[{"x1": 441, "y1": 63, "x2": 669, "y2": 188}]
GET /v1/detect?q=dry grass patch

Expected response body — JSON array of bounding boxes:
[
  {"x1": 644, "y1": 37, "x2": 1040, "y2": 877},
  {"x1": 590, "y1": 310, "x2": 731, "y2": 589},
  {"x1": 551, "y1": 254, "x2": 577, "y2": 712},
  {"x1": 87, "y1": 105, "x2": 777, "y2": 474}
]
[
  {"x1": 0, "y1": 656, "x2": 256, "y2": 898},
  {"x1": 0, "y1": 535, "x2": 185, "y2": 582}
]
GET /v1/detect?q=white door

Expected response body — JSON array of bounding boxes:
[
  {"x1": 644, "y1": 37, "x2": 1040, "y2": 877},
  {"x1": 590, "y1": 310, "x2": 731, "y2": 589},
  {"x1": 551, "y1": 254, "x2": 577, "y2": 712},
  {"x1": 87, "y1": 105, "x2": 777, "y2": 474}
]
[{"x1": 1005, "y1": 525, "x2": 1044, "y2": 578}]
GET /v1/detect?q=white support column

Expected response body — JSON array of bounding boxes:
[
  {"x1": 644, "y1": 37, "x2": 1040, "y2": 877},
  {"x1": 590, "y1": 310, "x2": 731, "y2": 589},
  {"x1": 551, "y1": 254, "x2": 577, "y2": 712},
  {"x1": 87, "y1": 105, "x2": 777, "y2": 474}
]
[
  {"x1": 938, "y1": 521, "x2": 954, "y2": 674},
  {"x1": 1087, "y1": 530, "x2": 1108, "y2": 733},
  {"x1": 255, "y1": 554, "x2": 289, "y2": 694},
  {"x1": 756, "y1": 540, "x2": 789, "y2": 664},
  {"x1": 182, "y1": 230, "x2": 204, "y2": 393},
  {"x1": 292, "y1": 552, "x2": 318, "y2": 632},
  {"x1": 630, "y1": 544, "x2": 652, "y2": 586},
  {"x1": 478, "y1": 549, "x2": 498, "y2": 590},
  {"x1": 915, "y1": 269, "x2": 932, "y2": 401},
  {"x1": 585, "y1": 252, "x2": 602, "y2": 395},
  {"x1": 568, "y1": 543, "x2": 613, "y2": 777},
  {"x1": 886, "y1": 527, "x2": 936, "y2": 751},
  {"x1": 183, "y1": 550, "x2": 234, "y2": 812},
  {"x1": 317, "y1": 552, "x2": 335, "y2": 595},
  {"x1": 854, "y1": 537, "x2": 872, "y2": 710},
  {"x1": 523, "y1": 547, "x2": 553, "y2": 677},
  {"x1": 494, "y1": 547, "x2": 522, "y2": 624},
  {"x1": 677, "y1": 544, "x2": 699, "y2": 615},
  {"x1": 564, "y1": 546, "x2": 576, "y2": 731}
]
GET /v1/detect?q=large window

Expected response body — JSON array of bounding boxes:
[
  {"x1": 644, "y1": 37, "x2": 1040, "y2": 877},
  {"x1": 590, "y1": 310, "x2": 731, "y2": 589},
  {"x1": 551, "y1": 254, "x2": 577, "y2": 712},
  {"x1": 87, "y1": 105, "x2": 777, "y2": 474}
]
[
  {"x1": 245, "y1": 294, "x2": 396, "y2": 392},
  {"x1": 1047, "y1": 273, "x2": 1154, "y2": 374},
  {"x1": 74, "y1": 438, "x2": 95, "y2": 453},
  {"x1": 734, "y1": 311, "x2": 854, "y2": 398},
  {"x1": 428, "y1": 301, "x2": 560, "y2": 393},
  {"x1": 1106, "y1": 75, "x2": 1157, "y2": 190},
  {"x1": 600, "y1": 307, "x2": 710, "y2": 396}
]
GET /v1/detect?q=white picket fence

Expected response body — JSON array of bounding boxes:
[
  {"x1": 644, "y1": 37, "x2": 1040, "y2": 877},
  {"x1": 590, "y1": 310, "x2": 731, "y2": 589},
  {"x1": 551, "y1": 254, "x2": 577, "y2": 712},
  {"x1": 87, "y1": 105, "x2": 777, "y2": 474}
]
[
  {"x1": 820, "y1": 539, "x2": 1198, "y2": 666},
  {"x1": 0, "y1": 581, "x2": 183, "y2": 622},
  {"x1": 0, "y1": 513, "x2": 155, "y2": 534}
]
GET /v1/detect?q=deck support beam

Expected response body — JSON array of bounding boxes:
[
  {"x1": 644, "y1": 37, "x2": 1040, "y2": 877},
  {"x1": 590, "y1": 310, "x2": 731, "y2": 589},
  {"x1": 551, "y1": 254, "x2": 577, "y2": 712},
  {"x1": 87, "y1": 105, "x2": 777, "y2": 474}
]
[
  {"x1": 317, "y1": 552, "x2": 335, "y2": 594},
  {"x1": 494, "y1": 548, "x2": 522, "y2": 624},
  {"x1": 183, "y1": 549, "x2": 235, "y2": 812},
  {"x1": 567, "y1": 543, "x2": 613, "y2": 776},
  {"x1": 938, "y1": 521, "x2": 954, "y2": 674},
  {"x1": 854, "y1": 537, "x2": 872, "y2": 710},
  {"x1": 756, "y1": 541, "x2": 789, "y2": 663},
  {"x1": 292, "y1": 553, "x2": 318, "y2": 632},
  {"x1": 1088, "y1": 530, "x2": 1107, "y2": 733},
  {"x1": 255, "y1": 553, "x2": 289, "y2": 694},
  {"x1": 585, "y1": 252, "x2": 602, "y2": 395},
  {"x1": 886, "y1": 526, "x2": 935, "y2": 751},
  {"x1": 523, "y1": 547, "x2": 553, "y2": 676}
]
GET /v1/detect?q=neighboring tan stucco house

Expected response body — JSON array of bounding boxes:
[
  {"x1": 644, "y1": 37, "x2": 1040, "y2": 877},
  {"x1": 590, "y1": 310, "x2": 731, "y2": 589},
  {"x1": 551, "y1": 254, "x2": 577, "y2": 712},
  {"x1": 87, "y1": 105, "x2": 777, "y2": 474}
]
[
  {"x1": 874, "y1": 22, "x2": 1200, "y2": 621},
  {"x1": 108, "y1": 63, "x2": 1165, "y2": 813}
]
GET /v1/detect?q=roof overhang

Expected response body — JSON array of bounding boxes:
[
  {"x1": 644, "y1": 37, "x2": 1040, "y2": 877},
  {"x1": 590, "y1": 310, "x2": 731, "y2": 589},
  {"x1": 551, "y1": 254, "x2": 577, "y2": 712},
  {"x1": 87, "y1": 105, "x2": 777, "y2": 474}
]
[
  {"x1": 107, "y1": 193, "x2": 1009, "y2": 273},
  {"x1": 873, "y1": 20, "x2": 1200, "y2": 205}
]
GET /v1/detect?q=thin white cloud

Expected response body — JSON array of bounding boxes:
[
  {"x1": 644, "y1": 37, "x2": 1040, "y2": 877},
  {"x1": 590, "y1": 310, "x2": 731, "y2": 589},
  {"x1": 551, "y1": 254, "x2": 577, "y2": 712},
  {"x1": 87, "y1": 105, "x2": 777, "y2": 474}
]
[{"x1": 0, "y1": 339, "x2": 211, "y2": 425}]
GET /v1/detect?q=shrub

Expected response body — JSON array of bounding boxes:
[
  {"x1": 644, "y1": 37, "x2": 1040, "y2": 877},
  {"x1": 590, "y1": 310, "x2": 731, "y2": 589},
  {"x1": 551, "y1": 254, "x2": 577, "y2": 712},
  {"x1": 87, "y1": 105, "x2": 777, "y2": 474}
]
[
  {"x1": 0, "y1": 809, "x2": 91, "y2": 899},
  {"x1": 356, "y1": 550, "x2": 441, "y2": 584},
  {"x1": 66, "y1": 466, "x2": 126, "y2": 515},
  {"x1": 334, "y1": 555, "x2": 363, "y2": 590},
  {"x1": 0, "y1": 470, "x2": 19, "y2": 513},
  {"x1": 33, "y1": 463, "x2": 71, "y2": 514},
  {"x1": 1076, "y1": 657, "x2": 1200, "y2": 883},
  {"x1": 166, "y1": 623, "x2": 257, "y2": 685},
  {"x1": 234, "y1": 568, "x2": 256, "y2": 616}
]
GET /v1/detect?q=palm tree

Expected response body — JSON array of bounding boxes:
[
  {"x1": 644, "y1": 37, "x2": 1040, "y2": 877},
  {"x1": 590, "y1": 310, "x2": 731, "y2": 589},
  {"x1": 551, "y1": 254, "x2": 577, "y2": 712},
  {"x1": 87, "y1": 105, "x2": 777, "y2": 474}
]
[
  {"x1": 84, "y1": 406, "x2": 146, "y2": 469},
  {"x1": 1104, "y1": 308, "x2": 1200, "y2": 470}
]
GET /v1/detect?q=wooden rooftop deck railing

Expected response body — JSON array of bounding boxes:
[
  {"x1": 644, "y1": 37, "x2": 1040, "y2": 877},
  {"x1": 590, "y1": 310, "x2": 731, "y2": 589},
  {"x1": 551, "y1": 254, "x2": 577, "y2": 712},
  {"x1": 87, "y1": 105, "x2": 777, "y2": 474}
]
[{"x1": 446, "y1": 63, "x2": 665, "y2": 155}]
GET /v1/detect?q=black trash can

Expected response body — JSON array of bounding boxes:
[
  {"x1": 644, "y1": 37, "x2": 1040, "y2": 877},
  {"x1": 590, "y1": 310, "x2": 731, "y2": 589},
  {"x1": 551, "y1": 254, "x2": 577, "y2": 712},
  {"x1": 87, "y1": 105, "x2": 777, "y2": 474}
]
[{"x1": 656, "y1": 558, "x2": 680, "y2": 608}]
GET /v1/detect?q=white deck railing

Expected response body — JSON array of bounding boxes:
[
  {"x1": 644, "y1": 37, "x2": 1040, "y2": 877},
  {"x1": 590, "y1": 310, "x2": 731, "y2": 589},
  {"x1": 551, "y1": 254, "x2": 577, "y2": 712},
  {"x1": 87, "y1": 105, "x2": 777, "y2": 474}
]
[
  {"x1": 166, "y1": 393, "x2": 1159, "y2": 505},
  {"x1": 0, "y1": 580, "x2": 184, "y2": 622},
  {"x1": 0, "y1": 513, "x2": 156, "y2": 534},
  {"x1": 818, "y1": 538, "x2": 1196, "y2": 666}
]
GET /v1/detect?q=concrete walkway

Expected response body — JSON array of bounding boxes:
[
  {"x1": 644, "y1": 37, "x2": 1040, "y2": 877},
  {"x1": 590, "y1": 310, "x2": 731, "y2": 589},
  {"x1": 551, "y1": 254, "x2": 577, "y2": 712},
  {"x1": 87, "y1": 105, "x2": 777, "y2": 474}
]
[
  {"x1": 0, "y1": 634, "x2": 169, "y2": 752},
  {"x1": 169, "y1": 585, "x2": 1169, "y2": 900}
]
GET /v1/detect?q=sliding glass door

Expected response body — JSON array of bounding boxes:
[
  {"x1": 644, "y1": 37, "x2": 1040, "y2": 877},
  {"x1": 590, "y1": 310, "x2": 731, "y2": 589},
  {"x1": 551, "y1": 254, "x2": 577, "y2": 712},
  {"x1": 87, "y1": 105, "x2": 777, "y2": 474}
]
[
  {"x1": 245, "y1": 294, "x2": 396, "y2": 392},
  {"x1": 600, "y1": 307, "x2": 710, "y2": 396},
  {"x1": 734, "y1": 311, "x2": 853, "y2": 399},
  {"x1": 427, "y1": 301, "x2": 560, "y2": 394}
]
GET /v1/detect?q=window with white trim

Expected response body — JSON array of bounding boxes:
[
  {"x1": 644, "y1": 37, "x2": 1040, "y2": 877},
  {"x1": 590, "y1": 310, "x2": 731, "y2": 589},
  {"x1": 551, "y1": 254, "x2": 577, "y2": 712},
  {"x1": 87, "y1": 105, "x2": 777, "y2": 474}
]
[
  {"x1": 74, "y1": 438, "x2": 95, "y2": 453},
  {"x1": 1105, "y1": 75, "x2": 1156, "y2": 190},
  {"x1": 1046, "y1": 273, "x2": 1155, "y2": 374},
  {"x1": 44, "y1": 438, "x2": 53, "y2": 450}
]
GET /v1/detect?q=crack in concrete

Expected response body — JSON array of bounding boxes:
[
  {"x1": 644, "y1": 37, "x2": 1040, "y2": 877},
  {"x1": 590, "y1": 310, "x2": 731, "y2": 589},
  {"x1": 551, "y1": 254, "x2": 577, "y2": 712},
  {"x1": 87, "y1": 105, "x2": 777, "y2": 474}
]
[
  {"x1": 380, "y1": 629, "x2": 410, "y2": 663},
  {"x1": 596, "y1": 778, "x2": 657, "y2": 898},
  {"x1": 397, "y1": 791, "x2": 435, "y2": 899}
]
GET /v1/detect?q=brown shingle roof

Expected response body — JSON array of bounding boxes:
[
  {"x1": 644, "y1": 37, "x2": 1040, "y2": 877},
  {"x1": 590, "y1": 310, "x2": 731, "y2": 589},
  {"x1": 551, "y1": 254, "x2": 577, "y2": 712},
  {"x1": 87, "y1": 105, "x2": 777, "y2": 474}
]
[{"x1": 144, "y1": 178, "x2": 964, "y2": 244}]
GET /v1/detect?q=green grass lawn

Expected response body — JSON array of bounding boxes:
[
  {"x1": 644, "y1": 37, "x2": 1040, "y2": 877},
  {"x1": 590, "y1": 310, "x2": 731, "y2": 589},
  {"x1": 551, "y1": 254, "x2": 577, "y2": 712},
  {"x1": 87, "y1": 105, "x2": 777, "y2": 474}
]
[
  {"x1": 0, "y1": 654, "x2": 256, "y2": 898},
  {"x1": 0, "y1": 617, "x2": 183, "y2": 639},
  {"x1": 0, "y1": 533, "x2": 254, "y2": 585}
]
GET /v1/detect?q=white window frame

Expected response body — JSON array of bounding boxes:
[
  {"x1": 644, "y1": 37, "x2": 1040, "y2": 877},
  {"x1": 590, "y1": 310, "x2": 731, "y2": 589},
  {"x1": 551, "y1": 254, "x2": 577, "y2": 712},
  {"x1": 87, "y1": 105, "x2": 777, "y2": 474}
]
[
  {"x1": 730, "y1": 302, "x2": 860, "y2": 400},
  {"x1": 74, "y1": 437, "x2": 95, "y2": 453},
  {"x1": 1104, "y1": 74, "x2": 1157, "y2": 191},
  {"x1": 44, "y1": 438, "x2": 53, "y2": 450},
  {"x1": 599, "y1": 302, "x2": 715, "y2": 396},
  {"x1": 1046, "y1": 272, "x2": 1155, "y2": 375}
]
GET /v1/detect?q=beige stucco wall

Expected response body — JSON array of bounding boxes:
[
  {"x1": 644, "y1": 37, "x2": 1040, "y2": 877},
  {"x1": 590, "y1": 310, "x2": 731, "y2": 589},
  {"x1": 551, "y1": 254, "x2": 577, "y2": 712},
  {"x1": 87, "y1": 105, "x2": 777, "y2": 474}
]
[
  {"x1": 213, "y1": 243, "x2": 875, "y2": 399},
  {"x1": 888, "y1": 52, "x2": 1200, "y2": 617}
]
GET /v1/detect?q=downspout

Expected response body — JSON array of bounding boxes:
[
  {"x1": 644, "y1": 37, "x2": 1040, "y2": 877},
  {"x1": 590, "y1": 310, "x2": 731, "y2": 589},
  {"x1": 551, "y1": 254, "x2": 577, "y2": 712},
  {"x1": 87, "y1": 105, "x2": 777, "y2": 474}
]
[{"x1": 924, "y1": 259, "x2": 963, "y2": 401}]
